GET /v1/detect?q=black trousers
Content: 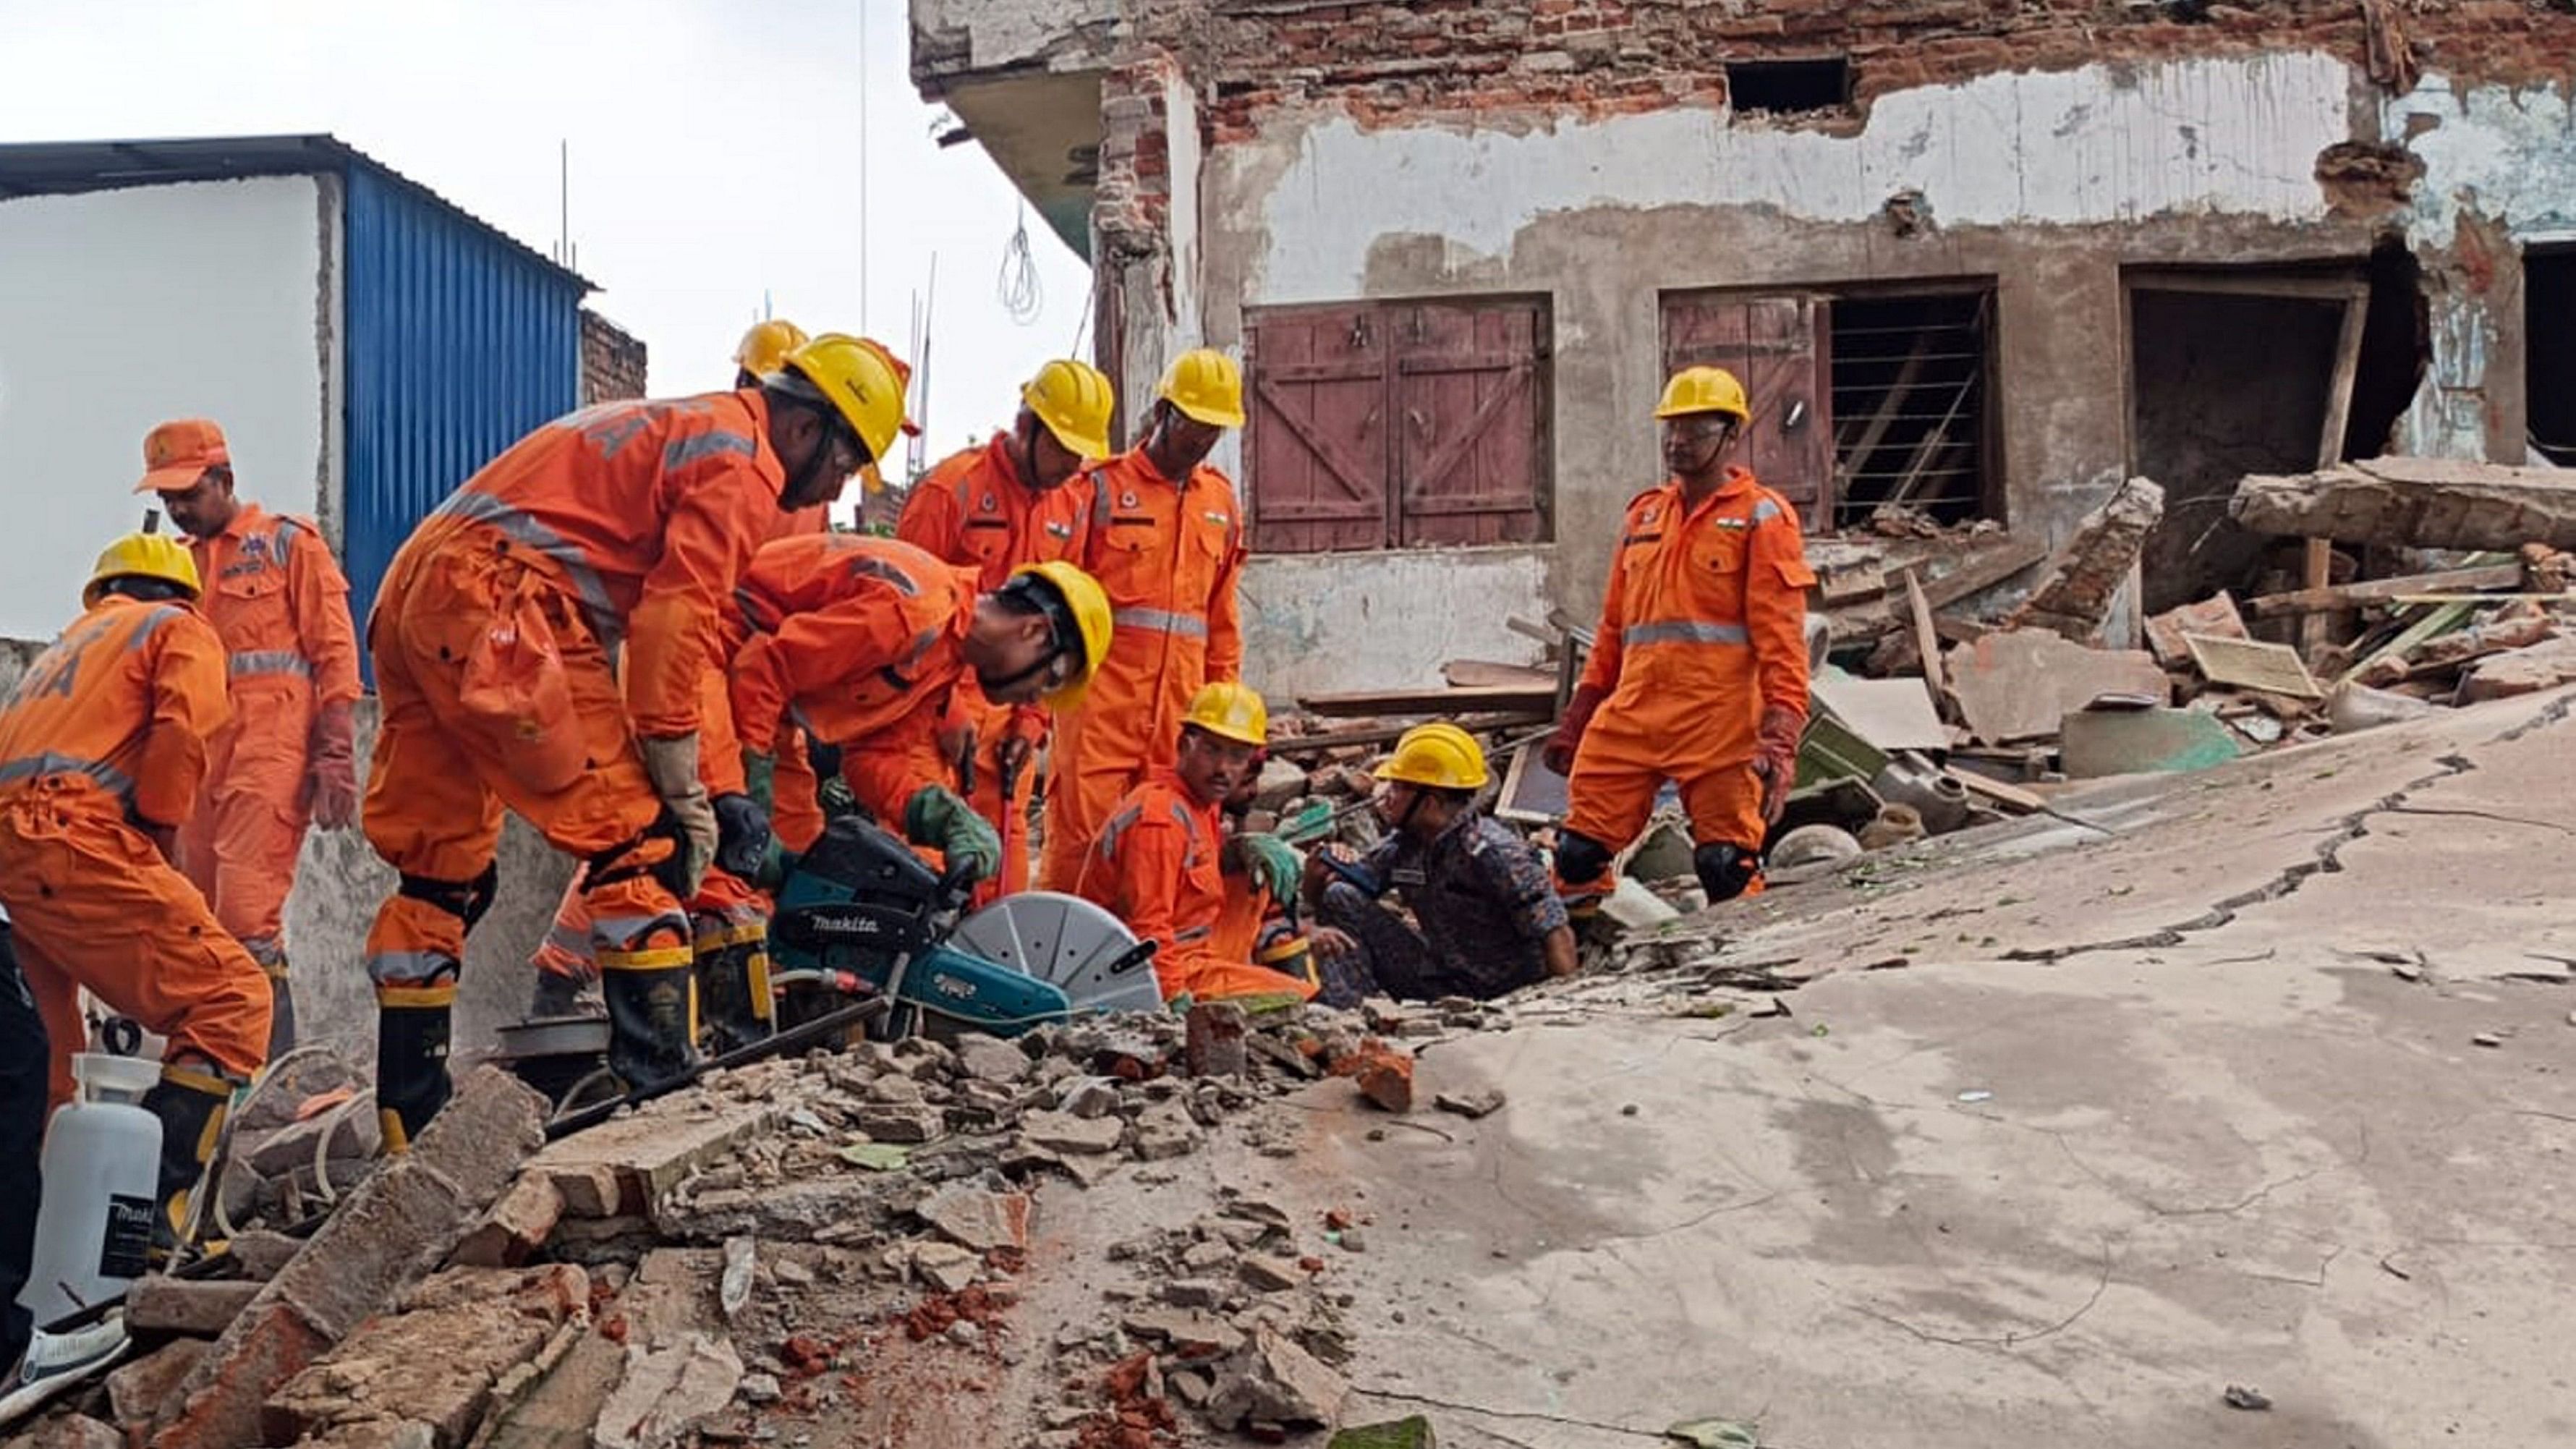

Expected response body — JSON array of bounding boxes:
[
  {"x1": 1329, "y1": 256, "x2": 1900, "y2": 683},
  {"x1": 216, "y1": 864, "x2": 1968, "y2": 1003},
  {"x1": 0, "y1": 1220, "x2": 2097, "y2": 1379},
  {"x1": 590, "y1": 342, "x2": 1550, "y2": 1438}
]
[{"x1": 1, "y1": 924, "x2": 46, "y2": 1368}]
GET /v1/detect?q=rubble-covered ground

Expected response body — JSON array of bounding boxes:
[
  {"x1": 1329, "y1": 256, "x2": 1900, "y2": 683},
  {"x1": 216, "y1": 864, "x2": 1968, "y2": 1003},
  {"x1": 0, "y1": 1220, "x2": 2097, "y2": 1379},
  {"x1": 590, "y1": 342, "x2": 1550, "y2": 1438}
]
[{"x1": 19, "y1": 685, "x2": 2576, "y2": 1449}]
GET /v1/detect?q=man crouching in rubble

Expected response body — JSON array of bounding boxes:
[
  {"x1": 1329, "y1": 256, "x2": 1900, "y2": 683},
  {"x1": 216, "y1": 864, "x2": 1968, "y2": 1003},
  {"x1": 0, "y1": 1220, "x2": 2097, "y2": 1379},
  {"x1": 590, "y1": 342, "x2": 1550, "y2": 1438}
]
[{"x1": 1302, "y1": 723, "x2": 1576, "y2": 1006}]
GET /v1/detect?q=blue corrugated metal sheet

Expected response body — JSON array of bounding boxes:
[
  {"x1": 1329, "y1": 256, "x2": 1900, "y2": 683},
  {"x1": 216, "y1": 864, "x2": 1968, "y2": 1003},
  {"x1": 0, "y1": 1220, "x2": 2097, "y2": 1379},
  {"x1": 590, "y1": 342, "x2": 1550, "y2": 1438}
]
[{"x1": 342, "y1": 163, "x2": 585, "y2": 649}]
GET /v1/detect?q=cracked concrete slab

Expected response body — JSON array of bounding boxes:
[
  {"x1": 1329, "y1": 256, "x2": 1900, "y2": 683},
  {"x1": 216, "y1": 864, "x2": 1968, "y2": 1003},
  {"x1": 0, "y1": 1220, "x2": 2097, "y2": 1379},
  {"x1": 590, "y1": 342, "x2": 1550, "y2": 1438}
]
[{"x1": 1250, "y1": 684, "x2": 2576, "y2": 1448}]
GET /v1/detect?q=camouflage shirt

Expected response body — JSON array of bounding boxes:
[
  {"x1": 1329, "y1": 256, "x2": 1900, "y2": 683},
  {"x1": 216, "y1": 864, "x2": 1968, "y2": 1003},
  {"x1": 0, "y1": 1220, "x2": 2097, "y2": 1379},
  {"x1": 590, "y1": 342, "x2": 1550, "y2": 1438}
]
[{"x1": 1349, "y1": 811, "x2": 1567, "y2": 997}]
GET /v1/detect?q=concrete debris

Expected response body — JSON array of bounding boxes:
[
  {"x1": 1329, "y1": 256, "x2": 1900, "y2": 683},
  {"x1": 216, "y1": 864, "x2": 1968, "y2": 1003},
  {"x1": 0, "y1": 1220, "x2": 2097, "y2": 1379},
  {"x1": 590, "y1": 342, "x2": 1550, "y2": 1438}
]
[
  {"x1": 104, "y1": 1341, "x2": 209, "y2": 1438},
  {"x1": 1432, "y1": 1087, "x2": 1506, "y2": 1120},
  {"x1": 914, "y1": 1185, "x2": 1031, "y2": 1254},
  {"x1": 591, "y1": 1334, "x2": 743, "y2": 1449},
  {"x1": 2146, "y1": 591, "x2": 2250, "y2": 667},
  {"x1": 1021, "y1": 1108, "x2": 1128, "y2": 1156},
  {"x1": 126, "y1": 1276, "x2": 263, "y2": 1337},
  {"x1": 2007, "y1": 475, "x2": 2164, "y2": 643},
  {"x1": 2231, "y1": 457, "x2": 2576, "y2": 552},
  {"x1": 2326, "y1": 681, "x2": 2438, "y2": 732},
  {"x1": 950, "y1": 1034, "x2": 1030, "y2": 1087},
  {"x1": 152, "y1": 1067, "x2": 546, "y2": 1449},
  {"x1": 1770, "y1": 824, "x2": 1863, "y2": 870},
  {"x1": 1207, "y1": 1328, "x2": 1349, "y2": 1429},
  {"x1": 1947, "y1": 629, "x2": 2170, "y2": 744},
  {"x1": 260, "y1": 1265, "x2": 586, "y2": 1449},
  {"x1": 7, "y1": 1415, "x2": 123, "y2": 1449},
  {"x1": 2457, "y1": 634, "x2": 2576, "y2": 702}
]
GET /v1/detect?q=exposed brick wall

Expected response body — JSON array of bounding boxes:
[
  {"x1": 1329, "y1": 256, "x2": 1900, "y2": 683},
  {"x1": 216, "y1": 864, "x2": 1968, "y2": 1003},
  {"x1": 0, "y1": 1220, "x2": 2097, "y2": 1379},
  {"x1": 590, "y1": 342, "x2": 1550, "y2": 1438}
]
[
  {"x1": 1114, "y1": 0, "x2": 2576, "y2": 141},
  {"x1": 580, "y1": 309, "x2": 648, "y2": 405},
  {"x1": 1095, "y1": 51, "x2": 1181, "y2": 258}
]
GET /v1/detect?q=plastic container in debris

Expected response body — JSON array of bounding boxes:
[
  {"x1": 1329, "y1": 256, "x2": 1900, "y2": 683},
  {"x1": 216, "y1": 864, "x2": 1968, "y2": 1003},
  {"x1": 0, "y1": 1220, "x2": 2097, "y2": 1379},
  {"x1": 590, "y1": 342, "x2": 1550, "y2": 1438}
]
[{"x1": 17, "y1": 1053, "x2": 163, "y2": 1329}]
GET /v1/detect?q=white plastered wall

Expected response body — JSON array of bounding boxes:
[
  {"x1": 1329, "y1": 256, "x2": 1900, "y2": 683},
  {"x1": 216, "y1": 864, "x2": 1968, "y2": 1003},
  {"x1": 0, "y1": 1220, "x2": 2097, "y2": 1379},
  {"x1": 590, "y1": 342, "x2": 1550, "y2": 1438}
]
[{"x1": 0, "y1": 175, "x2": 331, "y2": 641}]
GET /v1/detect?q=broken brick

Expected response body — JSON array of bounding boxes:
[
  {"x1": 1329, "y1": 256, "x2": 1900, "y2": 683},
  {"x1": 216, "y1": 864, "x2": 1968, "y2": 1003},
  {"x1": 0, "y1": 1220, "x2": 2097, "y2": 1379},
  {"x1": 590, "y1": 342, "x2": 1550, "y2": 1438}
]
[
  {"x1": 449, "y1": 1173, "x2": 564, "y2": 1269},
  {"x1": 1330, "y1": 1038, "x2": 1415, "y2": 1113},
  {"x1": 127, "y1": 1277, "x2": 263, "y2": 1337}
]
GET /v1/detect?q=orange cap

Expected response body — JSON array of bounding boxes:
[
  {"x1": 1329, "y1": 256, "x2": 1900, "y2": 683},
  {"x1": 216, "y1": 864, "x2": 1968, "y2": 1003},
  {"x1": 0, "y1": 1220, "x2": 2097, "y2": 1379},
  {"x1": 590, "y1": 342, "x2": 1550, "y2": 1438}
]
[{"x1": 135, "y1": 419, "x2": 231, "y2": 494}]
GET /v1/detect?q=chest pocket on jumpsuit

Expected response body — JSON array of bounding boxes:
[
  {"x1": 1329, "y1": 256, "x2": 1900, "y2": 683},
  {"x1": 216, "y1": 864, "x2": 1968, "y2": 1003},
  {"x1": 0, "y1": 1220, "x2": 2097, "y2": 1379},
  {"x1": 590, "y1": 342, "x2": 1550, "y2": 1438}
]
[
  {"x1": 217, "y1": 564, "x2": 294, "y2": 676},
  {"x1": 1688, "y1": 522, "x2": 1752, "y2": 626}
]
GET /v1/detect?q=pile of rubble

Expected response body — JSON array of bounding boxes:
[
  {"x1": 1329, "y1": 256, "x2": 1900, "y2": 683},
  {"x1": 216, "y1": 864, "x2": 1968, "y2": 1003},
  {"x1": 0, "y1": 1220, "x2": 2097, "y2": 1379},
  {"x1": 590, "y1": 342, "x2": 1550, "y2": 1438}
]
[{"x1": 6, "y1": 993, "x2": 1535, "y2": 1449}]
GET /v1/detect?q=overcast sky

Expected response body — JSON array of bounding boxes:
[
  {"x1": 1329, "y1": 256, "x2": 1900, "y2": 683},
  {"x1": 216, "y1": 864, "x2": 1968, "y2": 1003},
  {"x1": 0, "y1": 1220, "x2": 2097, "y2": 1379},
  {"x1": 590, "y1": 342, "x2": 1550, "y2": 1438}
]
[{"x1": 0, "y1": 0, "x2": 1094, "y2": 459}]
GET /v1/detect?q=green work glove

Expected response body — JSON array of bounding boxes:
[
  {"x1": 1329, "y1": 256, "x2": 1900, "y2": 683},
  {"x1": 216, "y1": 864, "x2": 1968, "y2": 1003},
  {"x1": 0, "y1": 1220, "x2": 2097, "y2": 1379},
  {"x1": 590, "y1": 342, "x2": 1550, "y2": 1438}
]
[
  {"x1": 741, "y1": 749, "x2": 777, "y2": 816},
  {"x1": 1236, "y1": 832, "x2": 1302, "y2": 905},
  {"x1": 904, "y1": 785, "x2": 1001, "y2": 883}
]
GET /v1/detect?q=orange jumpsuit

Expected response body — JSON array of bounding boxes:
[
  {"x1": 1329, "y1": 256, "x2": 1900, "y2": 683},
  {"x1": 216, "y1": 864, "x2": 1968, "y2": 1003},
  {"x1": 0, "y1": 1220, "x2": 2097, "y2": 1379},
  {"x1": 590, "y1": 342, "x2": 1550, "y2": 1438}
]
[
  {"x1": 0, "y1": 596, "x2": 270, "y2": 1108},
  {"x1": 1566, "y1": 467, "x2": 1815, "y2": 867},
  {"x1": 896, "y1": 433, "x2": 1091, "y2": 901},
  {"x1": 176, "y1": 504, "x2": 362, "y2": 977},
  {"x1": 364, "y1": 390, "x2": 789, "y2": 1130},
  {"x1": 723, "y1": 535, "x2": 979, "y2": 829},
  {"x1": 1076, "y1": 767, "x2": 1316, "y2": 1004},
  {"x1": 1037, "y1": 449, "x2": 1246, "y2": 891},
  {"x1": 530, "y1": 505, "x2": 830, "y2": 987}
]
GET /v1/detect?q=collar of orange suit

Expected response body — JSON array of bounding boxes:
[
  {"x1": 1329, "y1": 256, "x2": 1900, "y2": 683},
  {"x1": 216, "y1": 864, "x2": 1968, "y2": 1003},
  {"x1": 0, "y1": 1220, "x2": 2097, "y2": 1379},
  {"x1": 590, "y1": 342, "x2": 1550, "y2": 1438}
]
[
  {"x1": 1656, "y1": 464, "x2": 1758, "y2": 518},
  {"x1": 1115, "y1": 444, "x2": 1207, "y2": 494}
]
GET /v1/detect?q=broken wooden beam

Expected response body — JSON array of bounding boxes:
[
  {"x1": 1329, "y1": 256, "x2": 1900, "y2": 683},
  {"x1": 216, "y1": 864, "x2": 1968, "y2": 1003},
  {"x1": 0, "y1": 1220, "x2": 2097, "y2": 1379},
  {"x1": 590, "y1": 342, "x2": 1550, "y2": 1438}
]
[
  {"x1": 2231, "y1": 458, "x2": 2576, "y2": 552},
  {"x1": 1296, "y1": 684, "x2": 1556, "y2": 718},
  {"x1": 2243, "y1": 562, "x2": 2523, "y2": 618}
]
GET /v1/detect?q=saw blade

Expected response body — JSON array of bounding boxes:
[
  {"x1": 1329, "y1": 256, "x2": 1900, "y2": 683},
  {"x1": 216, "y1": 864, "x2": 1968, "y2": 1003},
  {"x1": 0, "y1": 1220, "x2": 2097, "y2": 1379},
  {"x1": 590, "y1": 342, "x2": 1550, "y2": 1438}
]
[{"x1": 948, "y1": 891, "x2": 1162, "y2": 1018}]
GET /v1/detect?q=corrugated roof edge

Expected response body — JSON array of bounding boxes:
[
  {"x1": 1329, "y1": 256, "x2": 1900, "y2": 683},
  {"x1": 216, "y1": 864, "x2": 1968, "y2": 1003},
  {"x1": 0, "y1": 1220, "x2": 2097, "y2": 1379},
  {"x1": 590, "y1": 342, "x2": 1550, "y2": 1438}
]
[{"x1": 0, "y1": 132, "x2": 593, "y2": 294}]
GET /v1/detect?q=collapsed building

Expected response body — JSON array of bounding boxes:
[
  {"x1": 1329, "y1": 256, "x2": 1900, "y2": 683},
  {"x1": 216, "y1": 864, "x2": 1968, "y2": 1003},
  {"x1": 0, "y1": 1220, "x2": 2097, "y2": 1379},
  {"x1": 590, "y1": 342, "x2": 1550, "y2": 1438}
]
[{"x1": 910, "y1": 0, "x2": 2576, "y2": 697}]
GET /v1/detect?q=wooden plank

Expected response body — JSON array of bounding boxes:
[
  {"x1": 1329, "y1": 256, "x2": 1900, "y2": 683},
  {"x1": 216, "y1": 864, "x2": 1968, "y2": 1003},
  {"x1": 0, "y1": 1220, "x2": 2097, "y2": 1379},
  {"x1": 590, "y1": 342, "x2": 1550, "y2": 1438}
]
[
  {"x1": 1919, "y1": 535, "x2": 2052, "y2": 609},
  {"x1": 1269, "y1": 713, "x2": 1548, "y2": 757},
  {"x1": 1903, "y1": 568, "x2": 1947, "y2": 718},
  {"x1": 1440, "y1": 659, "x2": 1555, "y2": 689},
  {"x1": 2244, "y1": 563, "x2": 2524, "y2": 618},
  {"x1": 1297, "y1": 684, "x2": 1557, "y2": 718},
  {"x1": 2127, "y1": 271, "x2": 2369, "y2": 302},
  {"x1": 2184, "y1": 633, "x2": 2324, "y2": 700},
  {"x1": 2300, "y1": 292, "x2": 2371, "y2": 658},
  {"x1": 1947, "y1": 767, "x2": 2046, "y2": 815}
]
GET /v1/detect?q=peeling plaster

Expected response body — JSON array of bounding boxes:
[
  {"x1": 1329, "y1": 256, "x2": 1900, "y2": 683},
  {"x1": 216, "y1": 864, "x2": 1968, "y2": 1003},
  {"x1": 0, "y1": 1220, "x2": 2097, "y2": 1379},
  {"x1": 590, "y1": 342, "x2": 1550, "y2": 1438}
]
[
  {"x1": 1239, "y1": 547, "x2": 1551, "y2": 698},
  {"x1": 1235, "y1": 51, "x2": 2355, "y2": 305}
]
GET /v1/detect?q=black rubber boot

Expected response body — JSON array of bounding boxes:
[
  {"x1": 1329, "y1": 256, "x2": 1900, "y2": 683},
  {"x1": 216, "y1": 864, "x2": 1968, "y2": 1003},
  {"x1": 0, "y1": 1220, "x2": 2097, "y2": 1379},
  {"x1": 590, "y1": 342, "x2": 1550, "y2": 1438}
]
[
  {"x1": 693, "y1": 941, "x2": 774, "y2": 1055},
  {"x1": 263, "y1": 965, "x2": 297, "y2": 1058},
  {"x1": 528, "y1": 968, "x2": 590, "y2": 1020},
  {"x1": 601, "y1": 966, "x2": 699, "y2": 1096},
  {"x1": 377, "y1": 1001, "x2": 453, "y2": 1151},
  {"x1": 140, "y1": 1071, "x2": 229, "y2": 1252}
]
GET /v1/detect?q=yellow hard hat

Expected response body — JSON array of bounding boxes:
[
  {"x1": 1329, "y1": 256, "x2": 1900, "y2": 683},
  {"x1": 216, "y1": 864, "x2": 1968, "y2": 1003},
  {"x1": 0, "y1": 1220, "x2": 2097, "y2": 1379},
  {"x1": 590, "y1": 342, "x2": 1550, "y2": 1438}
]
[
  {"x1": 1010, "y1": 561, "x2": 1114, "y2": 711},
  {"x1": 1022, "y1": 359, "x2": 1116, "y2": 460},
  {"x1": 85, "y1": 530, "x2": 201, "y2": 608},
  {"x1": 734, "y1": 318, "x2": 809, "y2": 378},
  {"x1": 1654, "y1": 366, "x2": 1751, "y2": 422},
  {"x1": 781, "y1": 333, "x2": 914, "y2": 467},
  {"x1": 1156, "y1": 349, "x2": 1246, "y2": 430},
  {"x1": 1181, "y1": 681, "x2": 1268, "y2": 747},
  {"x1": 1374, "y1": 723, "x2": 1491, "y2": 791}
]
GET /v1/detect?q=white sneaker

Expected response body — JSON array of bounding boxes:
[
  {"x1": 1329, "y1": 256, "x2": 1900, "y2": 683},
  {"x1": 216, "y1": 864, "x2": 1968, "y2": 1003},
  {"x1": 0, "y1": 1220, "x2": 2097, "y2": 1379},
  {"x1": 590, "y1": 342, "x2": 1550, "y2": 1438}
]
[{"x1": 0, "y1": 1312, "x2": 132, "y2": 1428}]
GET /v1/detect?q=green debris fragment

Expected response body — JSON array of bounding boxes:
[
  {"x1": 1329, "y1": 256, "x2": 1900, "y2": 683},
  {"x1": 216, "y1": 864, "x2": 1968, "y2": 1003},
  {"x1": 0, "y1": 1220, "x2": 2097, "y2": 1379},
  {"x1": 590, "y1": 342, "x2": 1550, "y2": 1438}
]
[
  {"x1": 838, "y1": 1142, "x2": 911, "y2": 1172},
  {"x1": 1665, "y1": 1418, "x2": 1760, "y2": 1448},
  {"x1": 1329, "y1": 1417, "x2": 1437, "y2": 1448}
]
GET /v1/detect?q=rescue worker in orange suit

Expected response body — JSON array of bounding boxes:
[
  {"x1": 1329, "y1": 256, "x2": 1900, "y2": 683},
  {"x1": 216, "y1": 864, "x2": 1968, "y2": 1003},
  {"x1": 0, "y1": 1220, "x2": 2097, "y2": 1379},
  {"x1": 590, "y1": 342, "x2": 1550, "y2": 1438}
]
[
  {"x1": 896, "y1": 359, "x2": 1115, "y2": 901},
  {"x1": 1076, "y1": 684, "x2": 1314, "y2": 1004},
  {"x1": 524, "y1": 319, "x2": 846, "y2": 1033},
  {"x1": 134, "y1": 420, "x2": 361, "y2": 1056},
  {"x1": 1036, "y1": 349, "x2": 1249, "y2": 893},
  {"x1": 363, "y1": 332, "x2": 909, "y2": 1145},
  {"x1": 1546, "y1": 367, "x2": 1816, "y2": 909},
  {"x1": 0, "y1": 529, "x2": 271, "y2": 1241},
  {"x1": 725, "y1": 542, "x2": 1112, "y2": 891}
]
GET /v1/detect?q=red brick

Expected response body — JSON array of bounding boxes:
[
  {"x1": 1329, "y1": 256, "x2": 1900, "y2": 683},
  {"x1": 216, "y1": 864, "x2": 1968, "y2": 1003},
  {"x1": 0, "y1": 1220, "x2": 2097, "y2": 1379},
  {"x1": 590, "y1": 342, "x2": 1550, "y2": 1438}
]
[
  {"x1": 1330, "y1": 1038, "x2": 1416, "y2": 1114},
  {"x1": 449, "y1": 1173, "x2": 566, "y2": 1270}
]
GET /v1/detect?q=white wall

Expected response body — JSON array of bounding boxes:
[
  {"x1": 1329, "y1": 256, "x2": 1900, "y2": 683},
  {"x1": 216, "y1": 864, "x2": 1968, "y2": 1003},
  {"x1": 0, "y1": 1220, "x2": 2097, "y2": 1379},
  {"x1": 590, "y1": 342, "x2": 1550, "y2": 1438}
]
[
  {"x1": 1230, "y1": 51, "x2": 2354, "y2": 306},
  {"x1": 1240, "y1": 547, "x2": 1552, "y2": 700},
  {"x1": 0, "y1": 176, "x2": 331, "y2": 640}
]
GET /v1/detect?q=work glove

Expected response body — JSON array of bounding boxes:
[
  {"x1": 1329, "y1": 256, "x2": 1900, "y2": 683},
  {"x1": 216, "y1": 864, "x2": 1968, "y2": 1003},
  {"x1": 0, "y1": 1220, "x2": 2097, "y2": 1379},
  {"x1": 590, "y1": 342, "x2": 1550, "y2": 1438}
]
[
  {"x1": 1751, "y1": 703, "x2": 1806, "y2": 827},
  {"x1": 307, "y1": 699, "x2": 360, "y2": 830},
  {"x1": 640, "y1": 734, "x2": 718, "y2": 896},
  {"x1": 1543, "y1": 683, "x2": 1609, "y2": 778},
  {"x1": 741, "y1": 749, "x2": 777, "y2": 815},
  {"x1": 712, "y1": 793, "x2": 773, "y2": 882},
  {"x1": 1233, "y1": 831, "x2": 1302, "y2": 905},
  {"x1": 905, "y1": 785, "x2": 1001, "y2": 883}
]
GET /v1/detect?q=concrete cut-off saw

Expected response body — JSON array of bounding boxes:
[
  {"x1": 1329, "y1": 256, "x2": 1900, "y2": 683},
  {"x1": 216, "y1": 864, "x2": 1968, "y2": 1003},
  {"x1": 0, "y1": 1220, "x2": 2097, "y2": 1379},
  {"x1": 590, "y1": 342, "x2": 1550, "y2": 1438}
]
[{"x1": 768, "y1": 813, "x2": 1162, "y2": 1038}]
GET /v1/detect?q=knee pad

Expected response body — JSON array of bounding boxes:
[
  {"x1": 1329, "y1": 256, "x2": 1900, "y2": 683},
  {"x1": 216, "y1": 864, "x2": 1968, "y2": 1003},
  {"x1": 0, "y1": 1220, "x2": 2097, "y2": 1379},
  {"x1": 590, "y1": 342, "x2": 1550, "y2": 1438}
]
[
  {"x1": 1555, "y1": 830, "x2": 1613, "y2": 886},
  {"x1": 589, "y1": 814, "x2": 690, "y2": 900},
  {"x1": 396, "y1": 862, "x2": 500, "y2": 928},
  {"x1": 1694, "y1": 842, "x2": 1758, "y2": 903}
]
